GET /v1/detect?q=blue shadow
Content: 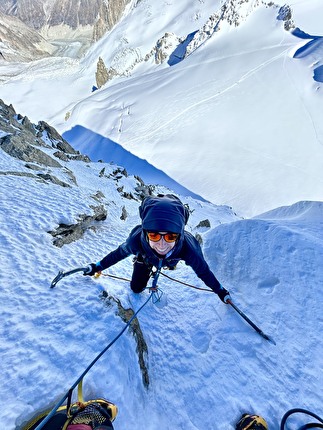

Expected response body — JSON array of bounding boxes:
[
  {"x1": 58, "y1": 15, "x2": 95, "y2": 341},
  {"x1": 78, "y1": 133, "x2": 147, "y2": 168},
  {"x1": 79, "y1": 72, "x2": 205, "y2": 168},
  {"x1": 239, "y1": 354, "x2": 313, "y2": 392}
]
[
  {"x1": 292, "y1": 28, "x2": 323, "y2": 83},
  {"x1": 63, "y1": 125, "x2": 207, "y2": 202},
  {"x1": 168, "y1": 31, "x2": 198, "y2": 66}
]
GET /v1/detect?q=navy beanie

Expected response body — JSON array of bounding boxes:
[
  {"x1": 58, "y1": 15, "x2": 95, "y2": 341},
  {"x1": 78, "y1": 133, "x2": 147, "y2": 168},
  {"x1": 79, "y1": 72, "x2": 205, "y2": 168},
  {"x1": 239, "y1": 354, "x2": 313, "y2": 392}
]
[{"x1": 139, "y1": 195, "x2": 188, "y2": 234}]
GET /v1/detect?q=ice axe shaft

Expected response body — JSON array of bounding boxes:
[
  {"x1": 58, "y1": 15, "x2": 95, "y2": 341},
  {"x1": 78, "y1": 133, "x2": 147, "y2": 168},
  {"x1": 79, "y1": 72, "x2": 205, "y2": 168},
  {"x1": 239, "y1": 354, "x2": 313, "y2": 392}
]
[{"x1": 227, "y1": 300, "x2": 276, "y2": 345}]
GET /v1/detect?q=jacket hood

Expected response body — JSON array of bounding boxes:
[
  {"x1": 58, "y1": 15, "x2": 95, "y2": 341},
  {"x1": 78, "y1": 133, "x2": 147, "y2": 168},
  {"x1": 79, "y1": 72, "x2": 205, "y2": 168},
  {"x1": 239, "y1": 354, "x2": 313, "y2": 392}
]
[{"x1": 139, "y1": 194, "x2": 189, "y2": 234}]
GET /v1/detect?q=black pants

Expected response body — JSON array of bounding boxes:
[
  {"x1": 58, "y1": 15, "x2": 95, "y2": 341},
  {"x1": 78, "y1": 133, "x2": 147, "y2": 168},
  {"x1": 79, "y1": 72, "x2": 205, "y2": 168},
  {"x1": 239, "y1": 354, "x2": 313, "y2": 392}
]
[{"x1": 130, "y1": 255, "x2": 152, "y2": 293}]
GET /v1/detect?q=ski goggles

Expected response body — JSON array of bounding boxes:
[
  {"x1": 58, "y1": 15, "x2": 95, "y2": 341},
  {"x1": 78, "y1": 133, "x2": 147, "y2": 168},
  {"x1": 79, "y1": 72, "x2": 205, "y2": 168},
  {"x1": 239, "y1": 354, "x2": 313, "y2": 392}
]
[{"x1": 147, "y1": 232, "x2": 179, "y2": 243}]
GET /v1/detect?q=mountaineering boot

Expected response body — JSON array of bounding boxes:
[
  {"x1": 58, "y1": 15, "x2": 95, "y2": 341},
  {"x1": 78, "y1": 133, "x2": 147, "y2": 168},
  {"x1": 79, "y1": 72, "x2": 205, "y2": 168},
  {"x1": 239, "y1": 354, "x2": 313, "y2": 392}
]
[
  {"x1": 236, "y1": 414, "x2": 268, "y2": 430},
  {"x1": 67, "y1": 399, "x2": 118, "y2": 430}
]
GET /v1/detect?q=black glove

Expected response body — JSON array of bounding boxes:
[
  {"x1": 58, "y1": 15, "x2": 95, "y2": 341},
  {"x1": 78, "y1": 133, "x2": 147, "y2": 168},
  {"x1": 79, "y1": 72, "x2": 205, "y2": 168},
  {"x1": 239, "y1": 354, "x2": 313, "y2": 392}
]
[
  {"x1": 217, "y1": 287, "x2": 231, "y2": 304},
  {"x1": 83, "y1": 263, "x2": 98, "y2": 276}
]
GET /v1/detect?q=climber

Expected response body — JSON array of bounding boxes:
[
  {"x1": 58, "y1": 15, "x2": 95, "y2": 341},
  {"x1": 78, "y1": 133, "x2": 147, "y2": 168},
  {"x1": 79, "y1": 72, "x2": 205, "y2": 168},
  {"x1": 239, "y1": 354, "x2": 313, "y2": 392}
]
[{"x1": 83, "y1": 194, "x2": 231, "y2": 303}]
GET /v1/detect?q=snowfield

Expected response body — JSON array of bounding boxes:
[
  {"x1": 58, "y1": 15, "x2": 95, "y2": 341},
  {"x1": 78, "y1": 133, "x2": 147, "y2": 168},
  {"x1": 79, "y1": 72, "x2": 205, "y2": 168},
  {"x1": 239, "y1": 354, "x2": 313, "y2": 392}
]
[
  {"x1": 0, "y1": 145, "x2": 322, "y2": 429},
  {"x1": 0, "y1": 0, "x2": 322, "y2": 428}
]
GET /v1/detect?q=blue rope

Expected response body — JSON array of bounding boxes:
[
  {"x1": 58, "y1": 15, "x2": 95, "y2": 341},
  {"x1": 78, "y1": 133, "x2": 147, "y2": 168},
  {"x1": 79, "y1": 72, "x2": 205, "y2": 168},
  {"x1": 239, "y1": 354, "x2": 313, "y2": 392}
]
[
  {"x1": 280, "y1": 408, "x2": 323, "y2": 430},
  {"x1": 34, "y1": 292, "x2": 153, "y2": 430}
]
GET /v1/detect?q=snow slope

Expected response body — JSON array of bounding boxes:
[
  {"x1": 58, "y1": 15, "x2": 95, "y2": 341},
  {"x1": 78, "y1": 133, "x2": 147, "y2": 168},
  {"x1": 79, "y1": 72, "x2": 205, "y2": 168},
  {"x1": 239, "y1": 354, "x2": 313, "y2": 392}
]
[
  {"x1": 0, "y1": 137, "x2": 322, "y2": 429},
  {"x1": 0, "y1": 0, "x2": 323, "y2": 217}
]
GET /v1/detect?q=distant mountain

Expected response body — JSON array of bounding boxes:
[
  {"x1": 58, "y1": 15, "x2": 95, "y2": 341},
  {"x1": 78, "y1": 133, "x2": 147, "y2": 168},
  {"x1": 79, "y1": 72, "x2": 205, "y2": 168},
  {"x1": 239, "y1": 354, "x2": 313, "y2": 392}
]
[
  {"x1": 0, "y1": 0, "x2": 131, "y2": 55},
  {"x1": 0, "y1": 11, "x2": 55, "y2": 61}
]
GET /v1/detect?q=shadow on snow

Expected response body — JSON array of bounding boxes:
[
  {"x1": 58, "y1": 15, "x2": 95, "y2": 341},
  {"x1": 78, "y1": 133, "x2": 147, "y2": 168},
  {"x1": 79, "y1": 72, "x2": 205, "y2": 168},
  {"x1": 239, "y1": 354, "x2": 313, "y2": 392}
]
[{"x1": 63, "y1": 125, "x2": 207, "y2": 202}]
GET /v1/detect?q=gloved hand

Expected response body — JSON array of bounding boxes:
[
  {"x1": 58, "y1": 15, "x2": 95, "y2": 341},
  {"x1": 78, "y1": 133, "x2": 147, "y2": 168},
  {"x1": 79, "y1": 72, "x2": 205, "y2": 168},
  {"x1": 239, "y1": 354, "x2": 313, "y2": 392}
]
[
  {"x1": 217, "y1": 287, "x2": 232, "y2": 304},
  {"x1": 83, "y1": 263, "x2": 98, "y2": 276}
]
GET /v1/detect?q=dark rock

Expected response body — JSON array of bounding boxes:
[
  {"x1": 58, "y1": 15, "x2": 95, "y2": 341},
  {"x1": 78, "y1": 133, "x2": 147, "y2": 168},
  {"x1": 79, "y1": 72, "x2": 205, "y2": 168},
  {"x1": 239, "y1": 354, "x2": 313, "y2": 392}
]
[
  {"x1": 48, "y1": 205, "x2": 108, "y2": 247},
  {"x1": 101, "y1": 290, "x2": 149, "y2": 388}
]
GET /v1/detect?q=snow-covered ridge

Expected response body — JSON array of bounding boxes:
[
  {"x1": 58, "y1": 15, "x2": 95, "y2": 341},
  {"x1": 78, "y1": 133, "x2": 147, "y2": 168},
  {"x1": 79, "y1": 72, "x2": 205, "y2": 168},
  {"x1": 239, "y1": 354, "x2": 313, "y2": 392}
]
[
  {"x1": 87, "y1": 0, "x2": 294, "y2": 80},
  {"x1": 184, "y1": 1, "x2": 294, "y2": 59}
]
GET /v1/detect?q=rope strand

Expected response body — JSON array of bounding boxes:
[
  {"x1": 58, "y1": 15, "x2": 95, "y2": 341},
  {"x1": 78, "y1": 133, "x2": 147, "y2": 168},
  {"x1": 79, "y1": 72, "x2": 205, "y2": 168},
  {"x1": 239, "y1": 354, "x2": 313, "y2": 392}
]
[
  {"x1": 100, "y1": 269, "x2": 212, "y2": 292},
  {"x1": 160, "y1": 271, "x2": 213, "y2": 292}
]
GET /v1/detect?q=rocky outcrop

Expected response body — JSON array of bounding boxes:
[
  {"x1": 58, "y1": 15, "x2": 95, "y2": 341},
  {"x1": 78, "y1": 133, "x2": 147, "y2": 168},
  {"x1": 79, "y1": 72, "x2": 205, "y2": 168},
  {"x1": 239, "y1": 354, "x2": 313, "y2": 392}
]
[
  {"x1": 277, "y1": 4, "x2": 295, "y2": 31},
  {"x1": 1, "y1": 133, "x2": 62, "y2": 168},
  {"x1": 0, "y1": 99, "x2": 89, "y2": 166},
  {"x1": 155, "y1": 32, "x2": 182, "y2": 65},
  {"x1": 95, "y1": 57, "x2": 109, "y2": 89},
  {"x1": 48, "y1": 205, "x2": 108, "y2": 247},
  {"x1": 0, "y1": 99, "x2": 90, "y2": 189},
  {"x1": 195, "y1": 219, "x2": 211, "y2": 229}
]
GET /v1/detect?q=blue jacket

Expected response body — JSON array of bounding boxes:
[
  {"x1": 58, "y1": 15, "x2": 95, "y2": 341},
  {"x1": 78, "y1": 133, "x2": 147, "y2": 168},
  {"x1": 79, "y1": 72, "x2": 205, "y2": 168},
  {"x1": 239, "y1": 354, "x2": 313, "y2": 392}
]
[{"x1": 96, "y1": 224, "x2": 222, "y2": 294}]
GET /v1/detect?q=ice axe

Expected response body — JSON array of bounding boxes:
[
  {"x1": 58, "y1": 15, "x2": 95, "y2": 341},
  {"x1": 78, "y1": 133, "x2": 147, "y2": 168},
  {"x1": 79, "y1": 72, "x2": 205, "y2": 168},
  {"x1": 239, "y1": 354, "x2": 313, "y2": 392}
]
[
  {"x1": 50, "y1": 267, "x2": 89, "y2": 288},
  {"x1": 227, "y1": 299, "x2": 276, "y2": 345}
]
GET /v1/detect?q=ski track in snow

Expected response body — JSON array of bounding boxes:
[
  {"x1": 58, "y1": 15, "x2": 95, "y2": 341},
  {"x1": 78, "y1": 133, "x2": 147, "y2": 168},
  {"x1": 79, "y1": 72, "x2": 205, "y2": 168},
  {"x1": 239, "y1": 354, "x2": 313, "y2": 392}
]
[{"x1": 125, "y1": 46, "x2": 292, "y2": 147}]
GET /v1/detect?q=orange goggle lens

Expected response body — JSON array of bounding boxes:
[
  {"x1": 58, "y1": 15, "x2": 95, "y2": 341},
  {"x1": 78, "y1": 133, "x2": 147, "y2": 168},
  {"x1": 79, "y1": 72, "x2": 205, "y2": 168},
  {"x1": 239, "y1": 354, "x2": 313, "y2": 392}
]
[{"x1": 147, "y1": 232, "x2": 179, "y2": 243}]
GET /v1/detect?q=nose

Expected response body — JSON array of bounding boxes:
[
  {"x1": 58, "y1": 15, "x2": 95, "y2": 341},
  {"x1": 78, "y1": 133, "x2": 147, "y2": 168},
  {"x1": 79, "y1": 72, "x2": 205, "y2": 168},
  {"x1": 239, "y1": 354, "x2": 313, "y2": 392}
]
[{"x1": 156, "y1": 237, "x2": 167, "y2": 247}]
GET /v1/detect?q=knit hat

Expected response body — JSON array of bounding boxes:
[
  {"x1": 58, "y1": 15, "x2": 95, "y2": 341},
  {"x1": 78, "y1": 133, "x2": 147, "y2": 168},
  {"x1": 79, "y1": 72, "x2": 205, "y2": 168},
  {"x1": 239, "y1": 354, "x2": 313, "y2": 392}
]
[{"x1": 139, "y1": 194, "x2": 189, "y2": 234}]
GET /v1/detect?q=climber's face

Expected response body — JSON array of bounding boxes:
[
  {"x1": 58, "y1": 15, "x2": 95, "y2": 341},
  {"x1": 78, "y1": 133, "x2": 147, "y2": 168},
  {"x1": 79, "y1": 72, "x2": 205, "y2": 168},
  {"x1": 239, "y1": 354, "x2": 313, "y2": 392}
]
[{"x1": 147, "y1": 231, "x2": 178, "y2": 256}]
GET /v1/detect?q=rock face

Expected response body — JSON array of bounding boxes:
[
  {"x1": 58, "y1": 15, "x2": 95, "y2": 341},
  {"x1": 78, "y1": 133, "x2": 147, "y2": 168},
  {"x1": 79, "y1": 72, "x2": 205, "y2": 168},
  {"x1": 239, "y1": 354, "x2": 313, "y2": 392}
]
[
  {"x1": 0, "y1": 99, "x2": 87, "y2": 168},
  {"x1": 0, "y1": 98, "x2": 91, "y2": 192},
  {"x1": 47, "y1": 0, "x2": 102, "y2": 29},
  {"x1": 93, "y1": 0, "x2": 132, "y2": 42},
  {"x1": 0, "y1": 0, "x2": 91, "y2": 29},
  {"x1": 95, "y1": 56, "x2": 109, "y2": 89}
]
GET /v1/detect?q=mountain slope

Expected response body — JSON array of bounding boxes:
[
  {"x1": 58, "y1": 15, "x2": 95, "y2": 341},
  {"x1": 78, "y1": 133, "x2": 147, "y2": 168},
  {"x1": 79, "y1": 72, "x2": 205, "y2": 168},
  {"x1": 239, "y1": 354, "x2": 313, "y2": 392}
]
[
  {"x1": 59, "y1": 1, "x2": 323, "y2": 216},
  {"x1": 0, "y1": 0, "x2": 322, "y2": 217},
  {"x1": 0, "y1": 100, "x2": 322, "y2": 430}
]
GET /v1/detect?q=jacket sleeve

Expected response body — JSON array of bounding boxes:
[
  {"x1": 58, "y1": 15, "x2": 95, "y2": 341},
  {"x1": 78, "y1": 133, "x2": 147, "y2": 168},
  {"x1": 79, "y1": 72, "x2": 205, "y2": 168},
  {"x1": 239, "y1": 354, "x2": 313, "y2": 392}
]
[
  {"x1": 181, "y1": 233, "x2": 222, "y2": 294},
  {"x1": 97, "y1": 225, "x2": 142, "y2": 271}
]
